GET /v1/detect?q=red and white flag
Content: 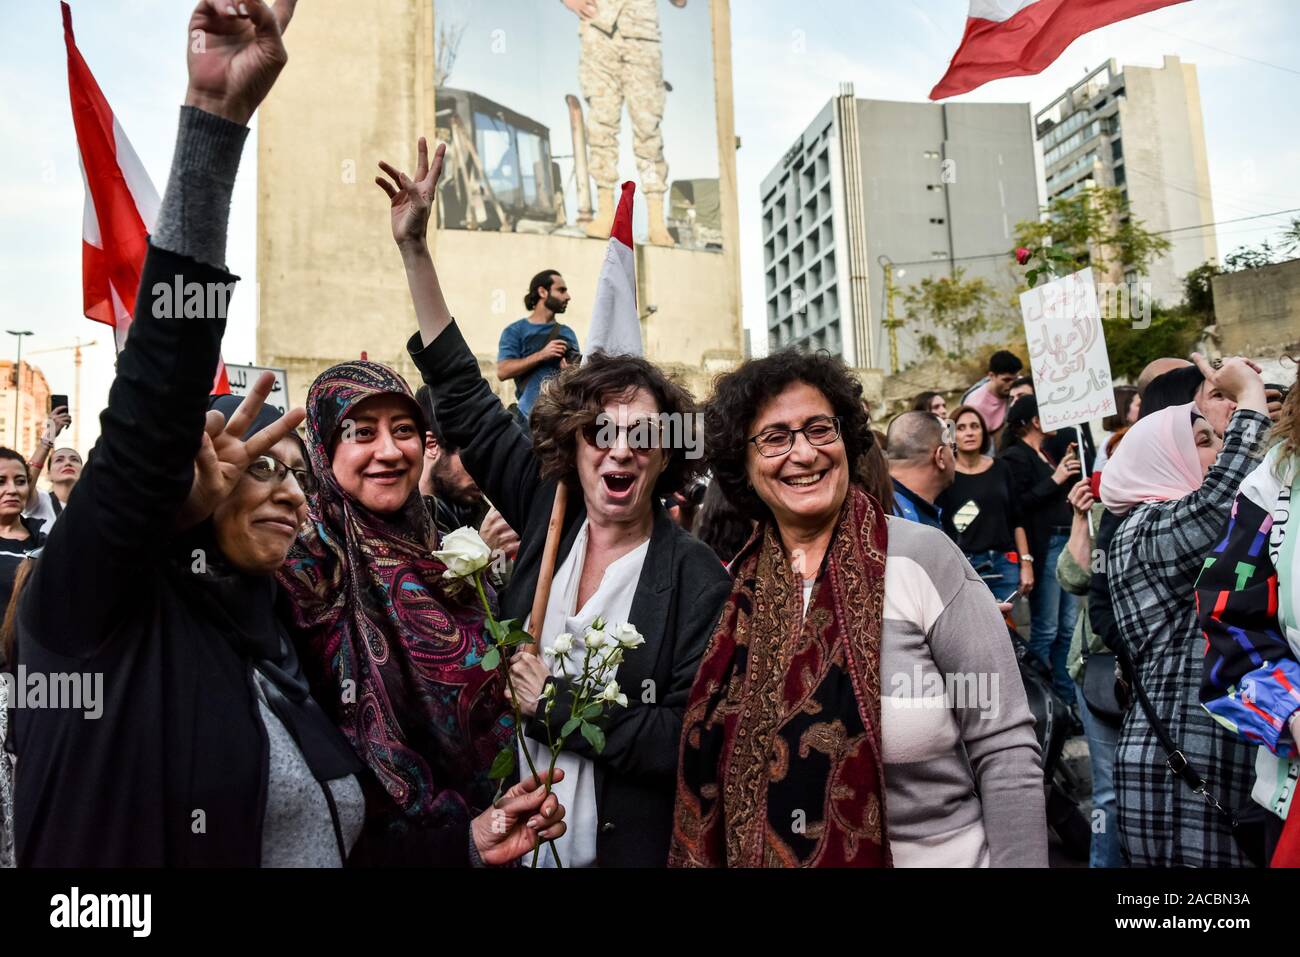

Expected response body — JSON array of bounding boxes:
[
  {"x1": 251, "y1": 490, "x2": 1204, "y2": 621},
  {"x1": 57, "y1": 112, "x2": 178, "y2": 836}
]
[
  {"x1": 584, "y1": 182, "x2": 642, "y2": 358},
  {"x1": 929, "y1": 0, "x2": 1190, "y2": 100},
  {"x1": 63, "y1": 2, "x2": 230, "y2": 393}
]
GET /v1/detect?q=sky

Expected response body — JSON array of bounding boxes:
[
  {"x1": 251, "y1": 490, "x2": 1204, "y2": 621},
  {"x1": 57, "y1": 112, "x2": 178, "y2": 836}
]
[{"x1": 2, "y1": 0, "x2": 1298, "y2": 453}]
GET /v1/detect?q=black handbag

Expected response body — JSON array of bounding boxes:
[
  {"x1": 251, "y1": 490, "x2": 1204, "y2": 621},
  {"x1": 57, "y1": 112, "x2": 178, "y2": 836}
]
[{"x1": 1081, "y1": 647, "x2": 1124, "y2": 726}]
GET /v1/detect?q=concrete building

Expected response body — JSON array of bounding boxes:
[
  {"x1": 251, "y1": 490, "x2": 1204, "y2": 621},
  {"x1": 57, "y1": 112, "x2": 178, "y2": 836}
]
[
  {"x1": 760, "y1": 85, "x2": 1041, "y2": 371},
  {"x1": 1035, "y1": 55, "x2": 1217, "y2": 306},
  {"x1": 1210, "y1": 258, "x2": 1300, "y2": 357},
  {"x1": 257, "y1": 0, "x2": 743, "y2": 408},
  {"x1": 0, "y1": 360, "x2": 51, "y2": 453}
]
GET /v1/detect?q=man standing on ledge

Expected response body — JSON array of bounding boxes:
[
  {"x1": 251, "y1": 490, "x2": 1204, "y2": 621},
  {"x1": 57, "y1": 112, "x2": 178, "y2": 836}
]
[
  {"x1": 564, "y1": 0, "x2": 684, "y2": 246},
  {"x1": 497, "y1": 269, "x2": 581, "y2": 423}
]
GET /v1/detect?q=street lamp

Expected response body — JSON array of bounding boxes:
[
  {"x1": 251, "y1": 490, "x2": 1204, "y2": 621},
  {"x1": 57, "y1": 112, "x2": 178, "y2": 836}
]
[{"x1": 7, "y1": 330, "x2": 34, "y2": 450}]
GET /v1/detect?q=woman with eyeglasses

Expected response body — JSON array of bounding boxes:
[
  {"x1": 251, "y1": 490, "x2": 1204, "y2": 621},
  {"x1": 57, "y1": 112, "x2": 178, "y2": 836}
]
[
  {"x1": 6, "y1": 1, "x2": 564, "y2": 868},
  {"x1": 372, "y1": 137, "x2": 732, "y2": 867},
  {"x1": 670, "y1": 350, "x2": 1046, "y2": 868}
]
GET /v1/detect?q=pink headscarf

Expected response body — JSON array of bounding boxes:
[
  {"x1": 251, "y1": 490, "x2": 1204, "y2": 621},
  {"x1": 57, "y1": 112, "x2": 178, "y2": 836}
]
[{"x1": 1100, "y1": 401, "x2": 1205, "y2": 516}]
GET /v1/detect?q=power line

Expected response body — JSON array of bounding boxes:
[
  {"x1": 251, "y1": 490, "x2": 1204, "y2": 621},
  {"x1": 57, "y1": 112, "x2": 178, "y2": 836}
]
[
  {"x1": 887, "y1": 206, "x2": 1300, "y2": 268},
  {"x1": 1138, "y1": 23, "x2": 1300, "y2": 78}
]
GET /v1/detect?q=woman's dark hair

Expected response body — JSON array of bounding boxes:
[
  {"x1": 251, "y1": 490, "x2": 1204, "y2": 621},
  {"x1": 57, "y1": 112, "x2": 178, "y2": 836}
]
[
  {"x1": 1102, "y1": 385, "x2": 1139, "y2": 432},
  {"x1": 1003, "y1": 395, "x2": 1039, "y2": 445},
  {"x1": 1140, "y1": 365, "x2": 1203, "y2": 418},
  {"x1": 524, "y1": 269, "x2": 562, "y2": 311},
  {"x1": 1, "y1": 557, "x2": 34, "y2": 668},
  {"x1": 530, "y1": 352, "x2": 703, "y2": 499},
  {"x1": 705, "y1": 349, "x2": 873, "y2": 521},
  {"x1": 0, "y1": 447, "x2": 28, "y2": 471},
  {"x1": 950, "y1": 404, "x2": 990, "y2": 452},
  {"x1": 1011, "y1": 375, "x2": 1034, "y2": 393},
  {"x1": 855, "y1": 439, "x2": 894, "y2": 514},
  {"x1": 911, "y1": 391, "x2": 943, "y2": 413},
  {"x1": 693, "y1": 481, "x2": 754, "y2": 565}
]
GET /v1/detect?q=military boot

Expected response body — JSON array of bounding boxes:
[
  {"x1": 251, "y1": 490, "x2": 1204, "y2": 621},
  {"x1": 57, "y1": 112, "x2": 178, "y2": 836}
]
[
  {"x1": 585, "y1": 188, "x2": 616, "y2": 239},
  {"x1": 646, "y1": 194, "x2": 675, "y2": 247}
]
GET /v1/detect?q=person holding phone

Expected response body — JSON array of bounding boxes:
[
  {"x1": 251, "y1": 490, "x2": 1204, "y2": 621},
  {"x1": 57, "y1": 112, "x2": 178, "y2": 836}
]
[
  {"x1": 23, "y1": 405, "x2": 80, "y2": 530},
  {"x1": 998, "y1": 395, "x2": 1081, "y2": 700}
]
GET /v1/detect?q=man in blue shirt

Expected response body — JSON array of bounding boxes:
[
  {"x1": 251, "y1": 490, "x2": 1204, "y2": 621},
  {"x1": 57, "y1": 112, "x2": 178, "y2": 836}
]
[
  {"x1": 885, "y1": 411, "x2": 954, "y2": 537},
  {"x1": 497, "y1": 269, "x2": 580, "y2": 420}
]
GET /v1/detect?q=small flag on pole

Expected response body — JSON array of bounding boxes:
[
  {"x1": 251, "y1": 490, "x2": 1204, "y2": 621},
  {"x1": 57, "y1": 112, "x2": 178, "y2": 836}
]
[
  {"x1": 584, "y1": 181, "x2": 642, "y2": 359},
  {"x1": 929, "y1": 0, "x2": 1190, "y2": 100},
  {"x1": 62, "y1": 1, "x2": 231, "y2": 394}
]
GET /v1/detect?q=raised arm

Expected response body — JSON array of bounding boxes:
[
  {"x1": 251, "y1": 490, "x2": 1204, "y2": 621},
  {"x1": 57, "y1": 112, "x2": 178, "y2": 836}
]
[
  {"x1": 23, "y1": 0, "x2": 297, "y2": 655},
  {"x1": 383, "y1": 140, "x2": 545, "y2": 528}
]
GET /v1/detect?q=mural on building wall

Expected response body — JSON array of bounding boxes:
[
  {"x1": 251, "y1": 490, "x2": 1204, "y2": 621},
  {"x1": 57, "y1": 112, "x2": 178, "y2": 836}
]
[{"x1": 433, "y1": 0, "x2": 722, "y2": 251}]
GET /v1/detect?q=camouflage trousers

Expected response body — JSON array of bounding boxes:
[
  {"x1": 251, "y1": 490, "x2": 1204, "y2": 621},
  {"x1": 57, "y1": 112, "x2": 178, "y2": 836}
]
[{"x1": 579, "y1": 21, "x2": 668, "y2": 197}]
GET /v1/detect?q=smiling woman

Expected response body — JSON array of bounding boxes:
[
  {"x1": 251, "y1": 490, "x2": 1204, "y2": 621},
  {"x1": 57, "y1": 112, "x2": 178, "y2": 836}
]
[
  {"x1": 672, "y1": 349, "x2": 1047, "y2": 869},
  {"x1": 277, "y1": 360, "x2": 517, "y2": 848}
]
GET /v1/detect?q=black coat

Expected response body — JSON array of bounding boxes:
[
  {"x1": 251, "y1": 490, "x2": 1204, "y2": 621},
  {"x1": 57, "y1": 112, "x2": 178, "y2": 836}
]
[
  {"x1": 11, "y1": 245, "x2": 469, "y2": 868},
  {"x1": 410, "y1": 323, "x2": 732, "y2": 867}
]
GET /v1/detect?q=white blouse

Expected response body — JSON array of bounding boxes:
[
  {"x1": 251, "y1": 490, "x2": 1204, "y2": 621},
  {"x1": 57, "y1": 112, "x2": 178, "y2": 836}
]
[{"x1": 522, "y1": 519, "x2": 649, "y2": 868}]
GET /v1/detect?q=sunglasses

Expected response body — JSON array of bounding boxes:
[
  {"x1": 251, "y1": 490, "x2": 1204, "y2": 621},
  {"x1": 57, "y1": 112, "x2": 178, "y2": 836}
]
[
  {"x1": 579, "y1": 417, "x2": 663, "y2": 452},
  {"x1": 246, "y1": 454, "x2": 318, "y2": 494}
]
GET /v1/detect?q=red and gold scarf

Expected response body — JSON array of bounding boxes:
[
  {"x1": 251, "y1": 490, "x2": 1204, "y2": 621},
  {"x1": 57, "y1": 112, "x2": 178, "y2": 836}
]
[{"x1": 670, "y1": 485, "x2": 890, "y2": 867}]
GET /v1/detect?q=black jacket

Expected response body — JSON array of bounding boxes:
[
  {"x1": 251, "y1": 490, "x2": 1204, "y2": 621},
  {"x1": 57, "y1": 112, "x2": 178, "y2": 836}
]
[
  {"x1": 410, "y1": 323, "x2": 732, "y2": 867},
  {"x1": 998, "y1": 440, "x2": 1073, "y2": 566},
  {"x1": 11, "y1": 245, "x2": 470, "y2": 868}
]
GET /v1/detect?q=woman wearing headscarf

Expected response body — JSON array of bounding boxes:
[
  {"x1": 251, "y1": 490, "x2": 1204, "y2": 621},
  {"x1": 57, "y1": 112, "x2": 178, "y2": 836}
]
[
  {"x1": 9, "y1": 1, "x2": 563, "y2": 868},
  {"x1": 671, "y1": 350, "x2": 1046, "y2": 868},
  {"x1": 373, "y1": 137, "x2": 732, "y2": 867},
  {"x1": 1101, "y1": 354, "x2": 1271, "y2": 867},
  {"x1": 277, "y1": 361, "x2": 518, "y2": 848},
  {"x1": 1195, "y1": 371, "x2": 1300, "y2": 864}
]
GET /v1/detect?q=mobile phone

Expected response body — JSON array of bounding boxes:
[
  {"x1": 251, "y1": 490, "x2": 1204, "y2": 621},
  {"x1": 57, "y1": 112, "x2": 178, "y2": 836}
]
[
  {"x1": 50, "y1": 394, "x2": 69, "y2": 413},
  {"x1": 1003, "y1": 589, "x2": 1023, "y2": 606}
]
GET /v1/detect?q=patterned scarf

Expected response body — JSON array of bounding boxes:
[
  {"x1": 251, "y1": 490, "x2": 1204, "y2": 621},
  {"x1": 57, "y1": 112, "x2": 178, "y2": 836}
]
[
  {"x1": 277, "y1": 361, "x2": 512, "y2": 827},
  {"x1": 671, "y1": 484, "x2": 890, "y2": 867}
]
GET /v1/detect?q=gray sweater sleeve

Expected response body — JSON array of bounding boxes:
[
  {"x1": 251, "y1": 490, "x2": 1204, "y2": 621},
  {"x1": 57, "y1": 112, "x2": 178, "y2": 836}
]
[
  {"x1": 928, "y1": 565, "x2": 1049, "y2": 868},
  {"x1": 152, "y1": 106, "x2": 249, "y2": 269}
]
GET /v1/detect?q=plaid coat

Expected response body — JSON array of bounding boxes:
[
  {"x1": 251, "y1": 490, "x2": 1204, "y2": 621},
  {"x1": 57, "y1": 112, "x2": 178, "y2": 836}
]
[{"x1": 1109, "y1": 409, "x2": 1270, "y2": 867}]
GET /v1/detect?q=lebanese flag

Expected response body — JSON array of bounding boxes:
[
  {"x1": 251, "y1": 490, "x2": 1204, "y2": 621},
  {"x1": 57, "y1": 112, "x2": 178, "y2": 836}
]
[
  {"x1": 63, "y1": 2, "x2": 230, "y2": 394},
  {"x1": 929, "y1": 0, "x2": 1190, "y2": 100},
  {"x1": 584, "y1": 181, "x2": 642, "y2": 358}
]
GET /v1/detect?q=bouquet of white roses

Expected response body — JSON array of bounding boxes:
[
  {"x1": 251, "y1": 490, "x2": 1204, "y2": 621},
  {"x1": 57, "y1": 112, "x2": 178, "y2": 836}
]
[{"x1": 434, "y1": 526, "x2": 643, "y2": 867}]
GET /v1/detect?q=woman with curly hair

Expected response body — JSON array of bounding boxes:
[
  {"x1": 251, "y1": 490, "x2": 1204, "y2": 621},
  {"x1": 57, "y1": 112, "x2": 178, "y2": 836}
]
[
  {"x1": 376, "y1": 136, "x2": 731, "y2": 867},
  {"x1": 670, "y1": 349, "x2": 1047, "y2": 868}
]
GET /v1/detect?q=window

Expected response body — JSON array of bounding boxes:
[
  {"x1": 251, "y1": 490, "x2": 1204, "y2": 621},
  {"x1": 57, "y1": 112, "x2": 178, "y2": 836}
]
[
  {"x1": 923, "y1": 150, "x2": 940, "y2": 159},
  {"x1": 474, "y1": 112, "x2": 521, "y2": 207}
]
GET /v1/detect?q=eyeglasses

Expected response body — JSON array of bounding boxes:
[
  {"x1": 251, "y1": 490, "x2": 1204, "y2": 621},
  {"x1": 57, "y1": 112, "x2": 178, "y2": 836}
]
[
  {"x1": 246, "y1": 454, "x2": 318, "y2": 494},
  {"x1": 747, "y1": 416, "x2": 842, "y2": 458},
  {"x1": 580, "y1": 418, "x2": 663, "y2": 452}
]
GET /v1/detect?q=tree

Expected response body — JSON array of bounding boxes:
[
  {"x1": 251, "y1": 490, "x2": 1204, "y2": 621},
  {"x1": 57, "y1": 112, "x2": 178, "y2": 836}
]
[
  {"x1": 1280, "y1": 217, "x2": 1300, "y2": 257},
  {"x1": 1223, "y1": 240, "x2": 1278, "y2": 272},
  {"x1": 1102, "y1": 304, "x2": 1199, "y2": 382},
  {"x1": 1013, "y1": 186, "x2": 1171, "y2": 291},
  {"x1": 902, "y1": 268, "x2": 998, "y2": 360},
  {"x1": 1182, "y1": 261, "x2": 1220, "y2": 325}
]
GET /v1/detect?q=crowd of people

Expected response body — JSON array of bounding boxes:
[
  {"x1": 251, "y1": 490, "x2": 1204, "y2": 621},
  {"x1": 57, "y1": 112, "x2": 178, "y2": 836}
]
[{"x1": 0, "y1": 1, "x2": 1297, "y2": 870}]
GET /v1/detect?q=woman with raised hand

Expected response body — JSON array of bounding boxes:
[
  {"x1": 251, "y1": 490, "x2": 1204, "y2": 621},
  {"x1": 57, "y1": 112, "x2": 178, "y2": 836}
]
[
  {"x1": 1101, "y1": 353, "x2": 1271, "y2": 867},
  {"x1": 672, "y1": 350, "x2": 1046, "y2": 868},
  {"x1": 9, "y1": 0, "x2": 562, "y2": 868},
  {"x1": 375, "y1": 137, "x2": 732, "y2": 867}
]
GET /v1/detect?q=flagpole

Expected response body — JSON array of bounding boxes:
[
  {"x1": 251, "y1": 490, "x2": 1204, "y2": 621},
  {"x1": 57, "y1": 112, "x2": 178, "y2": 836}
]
[{"x1": 525, "y1": 481, "x2": 567, "y2": 654}]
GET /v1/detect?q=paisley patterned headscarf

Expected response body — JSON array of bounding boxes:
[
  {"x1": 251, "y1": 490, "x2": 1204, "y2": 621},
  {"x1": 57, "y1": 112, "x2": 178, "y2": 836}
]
[{"x1": 277, "y1": 361, "x2": 512, "y2": 829}]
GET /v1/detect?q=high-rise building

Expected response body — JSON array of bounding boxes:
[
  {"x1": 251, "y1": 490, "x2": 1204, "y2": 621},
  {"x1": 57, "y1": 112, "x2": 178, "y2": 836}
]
[
  {"x1": 760, "y1": 85, "x2": 1041, "y2": 371},
  {"x1": 0, "y1": 360, "x2": 51, "y2": 453},
  {"x1": 1035, "y1": 55, "x2": 1216, "y2": 305}
]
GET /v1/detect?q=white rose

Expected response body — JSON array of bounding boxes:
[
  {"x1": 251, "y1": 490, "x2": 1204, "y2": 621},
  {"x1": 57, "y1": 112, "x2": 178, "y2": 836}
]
[
  {"x1": 598, "y1": 680, "x2": 628, "y2": 708},
  {"x1": 586, "y1": 623, "x2": 610, "y2": 649},
  {"x1": 614, "y1": 622, "x2": 645, "y2": 649},
  {"x1": 432, "y1": 527, "x2": 492, "y2": 579},
  {"x1": 545, "y1": 632, "x2": 575, "y2": 658}
]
